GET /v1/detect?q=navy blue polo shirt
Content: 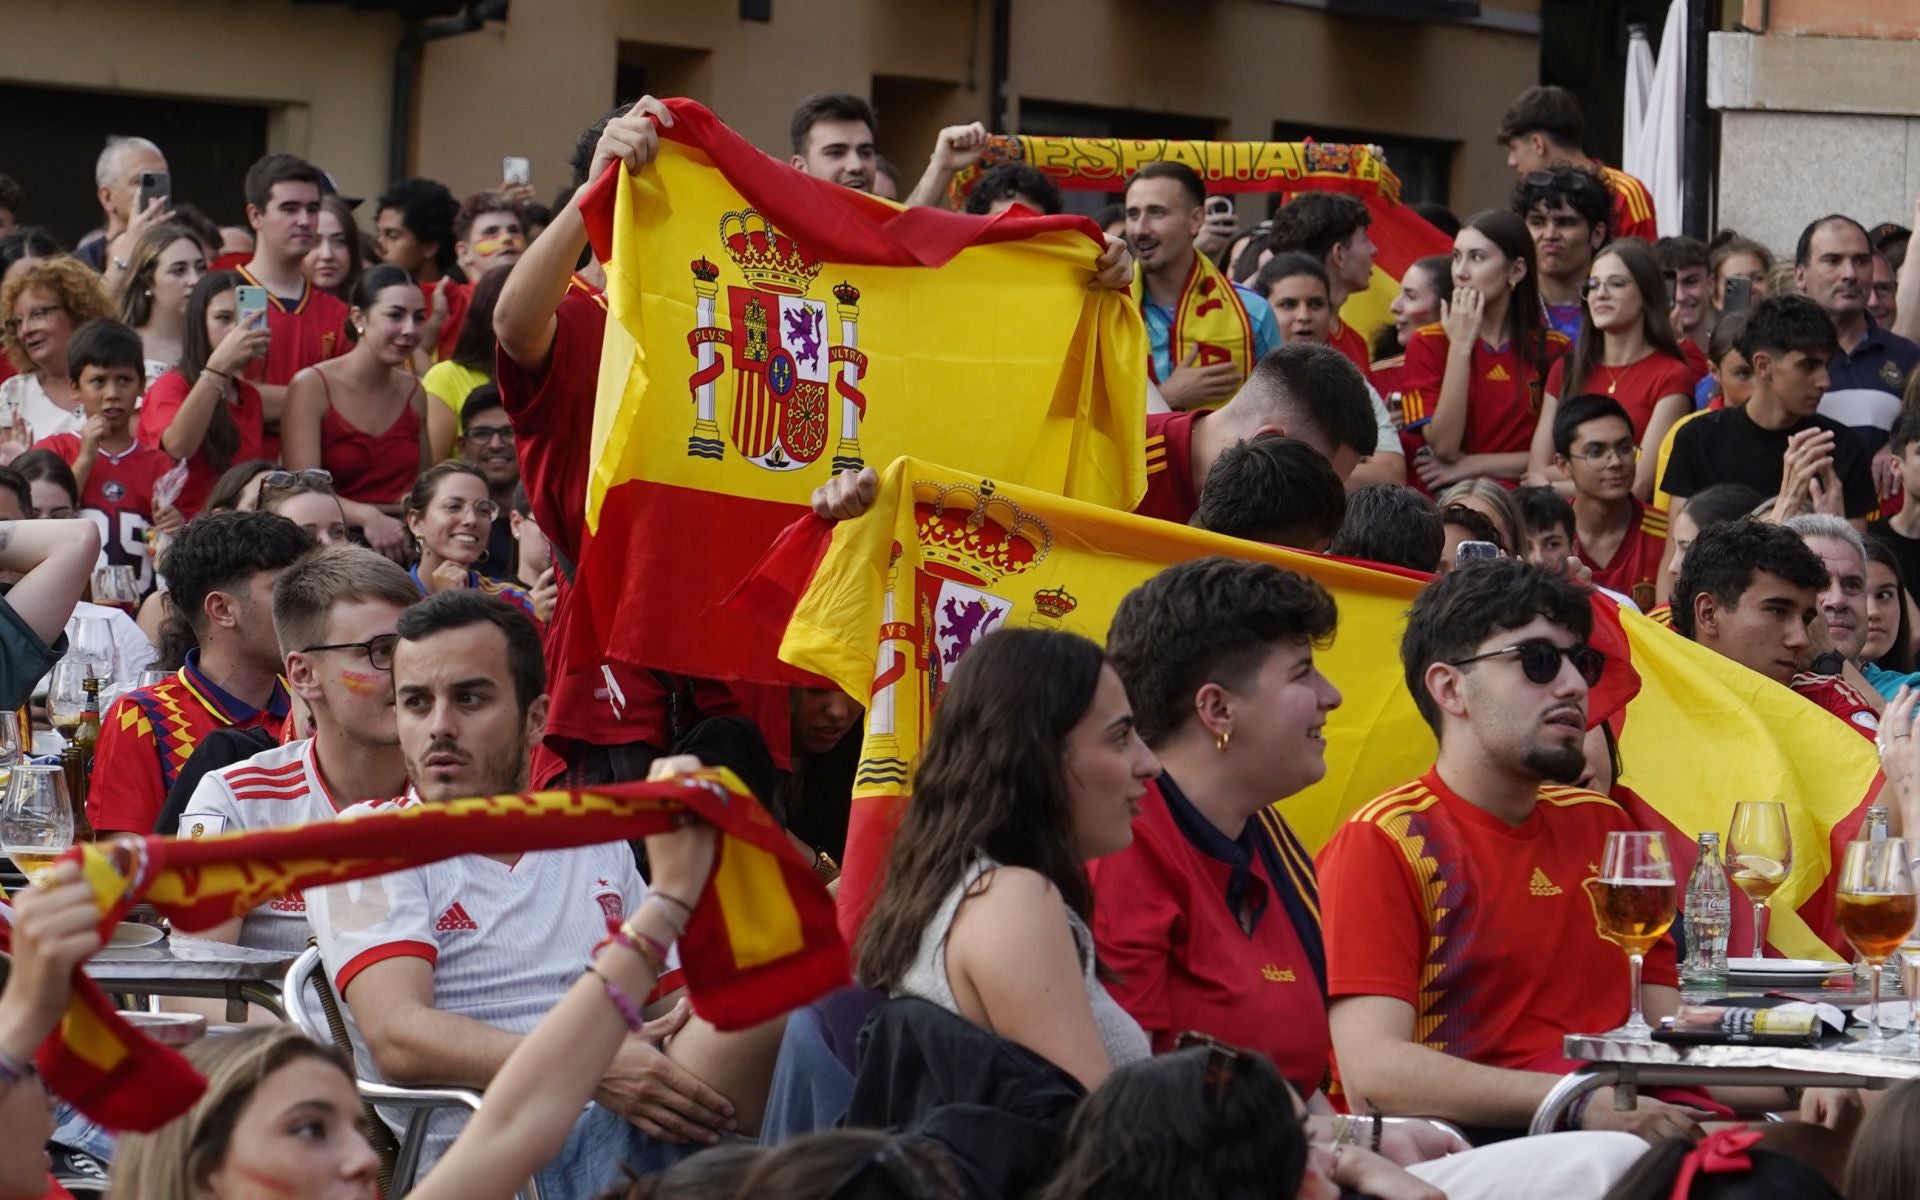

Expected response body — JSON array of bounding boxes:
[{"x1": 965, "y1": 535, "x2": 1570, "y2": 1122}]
[{"x1": 1821, "y1": 316, "x2": 1920, "y2": 452}]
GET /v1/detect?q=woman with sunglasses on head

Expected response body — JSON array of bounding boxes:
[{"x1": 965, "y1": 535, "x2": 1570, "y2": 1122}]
[
  {"x1": 1530, "y1": 239, "x2": 1701, "y2": 501},
  {"x1": 403, "y1": 460, "x2": 536, "y2": 617},
  {"x1": 139, "y1": 271, "x2": 269, "y2": 519},
  {"x1": 1404, "y1": 211, "x2": 1571, "y2": 493},
  {"x1": 281, "y1": 264, "x2": 429, "y2": 559},
  {"x1": 258, "y1": 468, "x2": 350, "y2": 548}
]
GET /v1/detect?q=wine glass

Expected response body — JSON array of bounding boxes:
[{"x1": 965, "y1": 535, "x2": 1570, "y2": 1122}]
[
  {"x1": 69, "y1": 615, "x2": 116, "y2": 686},
  {"x1": 1835, "y1": 838, "x2": 1917, "y2": 1053},
  {"x1": 90, "y1": 565, "x2": 139, "y2": 616},
  {"x1": 136, "y1": 669, "x2": 171, "y2": 689},
  {"x1": 47, "y1": 658, "x2": 88, "y2": 741},
  {"x1": 1728, "y1": 801, "x2": 1792, "y2": 959},
  {"x1": 0, "y1": 709, "x2": 22, "y2": 801},
  {"x1": 0, "y1": 762, "x2": 74, "y2": 879},
  {"x1": 1591, "y1": 830, "x2": 1678, "y2": 1041}
]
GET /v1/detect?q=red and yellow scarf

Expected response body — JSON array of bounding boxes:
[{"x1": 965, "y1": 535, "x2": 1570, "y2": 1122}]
[
  {"x1": 1130, "y1": 251, "x2": 1256, "y2": 388},
  {"x1": 0, "y1": 770, "x2": 845, "y2": 1131}
]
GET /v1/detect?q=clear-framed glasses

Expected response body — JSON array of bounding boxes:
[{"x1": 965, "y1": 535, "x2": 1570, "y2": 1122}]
[
  {"x1": 2, "y1": 304, "x2": 66, "y2": 338},
  {"x1": 300, "y1": 633, "x2": 398, "y2": 672},
  {"x1": 438, "y1": 496, "x2": 501, "y2": 521},
  {"x1": 1572, "y1": 440, "x2": 1640, "y2": 466},
  {"x1": 1581, "y1": 275, "x2": 1635, "y2": 297}
]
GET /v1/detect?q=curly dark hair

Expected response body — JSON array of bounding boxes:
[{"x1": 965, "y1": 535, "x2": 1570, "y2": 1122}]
[
  {"x1": 1107, "y1": 557, "x2": 1337, "y2": 747},
  {"x1": 1400, "y1": 558, "x2": 1592, "y2": 733},
  {"x1": 1670, "y1": 518, "x2": 1828, "y2": 640},
  {"x1": 964, "y1": 163, "x2": 1062, "y2": 216}
]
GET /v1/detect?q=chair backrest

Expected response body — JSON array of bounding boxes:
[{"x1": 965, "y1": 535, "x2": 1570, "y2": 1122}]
[{"x1": 285, "y1": 943, "x2": 400, "y2": 1195}]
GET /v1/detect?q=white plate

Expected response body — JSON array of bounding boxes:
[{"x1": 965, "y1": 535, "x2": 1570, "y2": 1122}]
[
  {"x1": 1727, "y1": 958, "x2": 1849, "y2": 975},
  {"x1": 1853, "y1": 1001, "x2": 1918, "y2": 1031},
  {"x1": 107, "y1": 922, "x2": 165, "y2": 948}
]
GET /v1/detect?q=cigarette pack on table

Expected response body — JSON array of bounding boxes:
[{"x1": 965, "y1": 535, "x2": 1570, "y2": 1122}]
[{"x1": 1653, "y1": 1005, "x2": 1819, "y2": 1047}]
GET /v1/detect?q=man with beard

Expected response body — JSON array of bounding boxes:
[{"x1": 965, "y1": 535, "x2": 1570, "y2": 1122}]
[
  {"x1": 1319, "y1": 559, "x2": 1708, "y2": 1141},
  {"x1": 307, "y1": 592, "x2": 737, "y2": 1196}
]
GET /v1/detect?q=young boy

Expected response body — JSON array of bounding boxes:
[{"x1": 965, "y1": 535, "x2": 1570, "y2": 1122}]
[
  {"x1": 1551, "y1": 395, "x2": 1668, "y2": 610},
  {"x1": 1514, "y1": 485, "x2": 1576, "y2": 577},
  {"x1": 32, "y1": 320, "x2": 179, "y2": 594}
]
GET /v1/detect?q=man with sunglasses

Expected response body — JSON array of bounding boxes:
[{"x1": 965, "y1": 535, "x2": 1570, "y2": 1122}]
[
  {"x1": 1320, "y1": 559, "x2": 1709, "y2": 1142},
  {"x1": 1511, "y1": 166, "x2": 1611, "y2": 343},
  {"x1": 171, "y1": 545, "x2": 422, "y2": 954}
]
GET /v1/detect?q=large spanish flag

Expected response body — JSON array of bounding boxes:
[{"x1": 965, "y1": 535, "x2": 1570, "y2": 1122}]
[
  {"x1": 572, "y1": 101, "x2": 1145, "y2": 682},
  {"x1": 3, "y1": 770, "x2": 844, "y2": 1131},
  {"x1": 745, "y1": 457, "x2": 1878, "y2": 960},
  {"x1": 946, "y1": 135, "x2": 1451, "y2": 348}
]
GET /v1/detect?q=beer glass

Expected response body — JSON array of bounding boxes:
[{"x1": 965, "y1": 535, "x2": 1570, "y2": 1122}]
[
  {"x1": 1836, "y1": 838, "x2": 1917, "y2": 1052},
  {"x1": 1593, "y1": 830, "x2": 1678, "y2": 1041},
  {"x1": 1728, "y1": 801, "x2": 1792, "y2": 958}
]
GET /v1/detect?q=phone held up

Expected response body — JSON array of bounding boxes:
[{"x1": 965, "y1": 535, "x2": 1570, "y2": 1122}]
[
  {"x1": 1205, "y1": 195, "x2": 1235, "y2": 220},
  {"x1": 1722, "y1": 275, "x2": 1753, "y2": 316},
  {"x1": 234, "y1": 285, "x2": 269, "y2": 329},
  {"x1": 137, "y1": 171, "x2": 171, "y2": 213},
  {"x1": 503, "y1": 156, "x2": 531, "y2": 187},
  {"x1": 1455, "y1": 540, "x2": 1501, "y2": 567}
]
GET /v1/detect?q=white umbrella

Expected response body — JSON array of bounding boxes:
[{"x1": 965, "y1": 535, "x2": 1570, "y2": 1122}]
[
  {"x1": 1623, "y1": 3, "x2": 1687, "y2": 237},
  {"x1": 1623, "y1": 23, "x2": 1656, "y2": 182}
]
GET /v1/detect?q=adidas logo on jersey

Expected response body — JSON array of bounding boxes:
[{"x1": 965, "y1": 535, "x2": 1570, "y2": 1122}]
[
  {"x1": 435, "y1": 902, "x2": 479, "y2": 932},
  {"x1": 1528, "y1": 867, "x2": 1562, "y2": 897},
  {"x1": 1486, "y1": 364, "x2": 1511, "y2": 382}
]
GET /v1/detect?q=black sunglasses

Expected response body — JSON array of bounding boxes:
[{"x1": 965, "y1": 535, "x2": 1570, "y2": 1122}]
[{"x1": 1448, "y1": 638, "x2": 1605, "y2": 687}]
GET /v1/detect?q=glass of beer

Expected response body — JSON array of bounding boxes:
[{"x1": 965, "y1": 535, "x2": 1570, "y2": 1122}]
[
  {"x1": 90, "y1": 565, "x2": 139, "y2": 616},
  {"x1": 47, "y1": 658, "x2": 87, "y2": 741},
  {"x1": 1592, "y1": 830, "x2": 1678, "y2": 1041},
  {"x1": 1837, "y1": 838, "x2": 1916, "y2": 1052},
  {"x1": 0, "y1": 762, "x2": 74, "y2": 879},
  {"x1": 1728, "y1": 800, "x2": 1792, "y2": 958},
  {"x1": 1900, "y1": 940, "x2": 1920, "y2": 1054}
]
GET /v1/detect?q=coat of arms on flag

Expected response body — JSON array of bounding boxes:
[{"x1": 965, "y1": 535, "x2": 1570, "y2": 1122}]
[{"x1": 686, "y1": 210, "x2": 869, "y2": 473}]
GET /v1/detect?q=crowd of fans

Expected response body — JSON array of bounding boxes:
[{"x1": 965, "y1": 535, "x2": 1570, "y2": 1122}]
[{"x1": 5, "y1": 75, "x2": 1920, "y2": 1200}]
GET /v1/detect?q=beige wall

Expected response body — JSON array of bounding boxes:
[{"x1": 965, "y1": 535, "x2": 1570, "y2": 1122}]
[
  {"x1": 411, "y1": 0, "x2": 1538, "y2": 216},
  {"x1": 0, "y1": 0, "x2": 399, "y2": 204}
]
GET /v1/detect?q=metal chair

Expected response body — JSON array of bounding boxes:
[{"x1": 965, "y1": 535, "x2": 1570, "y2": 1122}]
[{"x1": 283, "y1": 945, "x2": 541, "y2": 1199}]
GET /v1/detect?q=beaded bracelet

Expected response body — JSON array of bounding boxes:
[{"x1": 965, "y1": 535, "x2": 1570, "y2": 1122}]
[
  {"x1": 600, "y1": 927, "x2": 666, "y2": 976},
  {"x1": 586, "y1": 966, "x2": 648, "y2": 1032}
]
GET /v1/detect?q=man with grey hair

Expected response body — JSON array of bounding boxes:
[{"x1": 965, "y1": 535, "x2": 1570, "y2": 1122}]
[
  {"x1": 77, "y1": 135, "x2": 168, "y2": 272},
  {"x1": 1785, "y1": 512, "x2": 1882, "y2": 734}
]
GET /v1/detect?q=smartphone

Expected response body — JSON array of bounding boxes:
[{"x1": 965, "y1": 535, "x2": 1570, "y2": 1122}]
[
  {"x1": 234, "y1": 285, "x2": 268, "y2": 328},
  {"x1": 1455, "y1": 540, "x2": 1501, "y2": 567},
  {"x1": 137, "y1": 170, "x2": 170, "y2": 212},
  {"x1": 502, "y1": 156, "x2": 531, "y2": 187},
  {"x1": 1662, "y1": 269, "x2": 1678, "y2": 309},
  {"x1": 1723, "y1": 275, "x2": 1753, "y2": 315},
  {"x1": 1205, "y1": 195, "x2": 1234, "y2": 219}
]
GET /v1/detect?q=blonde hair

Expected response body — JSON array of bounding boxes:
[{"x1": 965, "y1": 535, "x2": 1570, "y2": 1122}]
[
  {"x1": 272, "y1": 542, "x2": 420, "y2": 655},
  {"x1": 1437, "y1": 478, "x2": 1527, "y2": 556},
  {"x1": 0, "y1": 256, "x2": 113, "y2": 373},
  {"x1": 106, "y1": 1027, "x2": 356, "y2": 1200}
]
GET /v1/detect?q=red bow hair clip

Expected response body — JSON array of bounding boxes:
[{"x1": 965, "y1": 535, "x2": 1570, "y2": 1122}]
[{"x1": 1669, "y1": 1128, "x2": 1764, "y2": 1199}]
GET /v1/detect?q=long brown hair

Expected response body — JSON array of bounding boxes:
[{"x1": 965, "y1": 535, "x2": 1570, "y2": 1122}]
[
  {"x1": 1462, "y1": 209, "x2": 1548, "y2": 378},
  {"x1": 1845, "y1": 1072, "x2": 1920, "y2": 1200},
  {"x1": 117, "y1": 223, "x2": 201, "y2": 328},
  {"x1": 856, "y1": 628, "x2": 1107, "y2": 990},
  {"x1": 178, "y1": 270, "x2": 245, "y2": 470},
  {"x1": 1564, "y1": 238, "x2": 1690, "y2": 397}
]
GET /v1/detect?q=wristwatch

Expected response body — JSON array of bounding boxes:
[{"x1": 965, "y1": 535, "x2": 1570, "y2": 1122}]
[{"x1": 1810, "y1": 651, "x2": 1847, "y2": 677}]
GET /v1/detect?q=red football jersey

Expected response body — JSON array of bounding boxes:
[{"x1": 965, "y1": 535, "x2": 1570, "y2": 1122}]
[
  {"x1": 1600, "y1": 164, "x2": 1659, "y2": 244},
  {"x1": 1318, "y1": 770, "x2": 1677, "y2": 1075},
  {"x1": 1400, "y1": 324, "x2": 1571, "y2": 456},
  {"x1": 1135, "y1": 410, "x2": 1203, "y2": 525},
  {"x1": 138, "y1": 370, "x2": 266, "y2": 519},
  {"x1": 1546, "y1": 351, "x2": 1699, "y2": 441},
  {"x1": 1578, "y1": 501, "x2": 1668, "y2": 611},
  {"x1": 32, "y1": 433, "x2": 174, "y2": 595},
  {"x1": 1791, "y1": 673, "x2": 1880, "y2": 741},
  {"x1": 234, "y1": 266, "x2": 349, "y2": 388},
  {"x1": 1327, "y1": 318, "x2": 1374, "y2": 386}
]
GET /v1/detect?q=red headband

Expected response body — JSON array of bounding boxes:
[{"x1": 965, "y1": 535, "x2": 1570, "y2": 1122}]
[{"x1": 1669, "y1": 1128, "x2": 1763, "y2": 1199}]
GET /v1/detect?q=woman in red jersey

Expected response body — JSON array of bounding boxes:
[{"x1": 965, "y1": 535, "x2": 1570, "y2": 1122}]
[
  {"x1": 1532, "y1": 239, "x2": 1700, "y2": 501},
  {"x1": 1401, "y1": 211, "x2": 1570, "y2": 492}
]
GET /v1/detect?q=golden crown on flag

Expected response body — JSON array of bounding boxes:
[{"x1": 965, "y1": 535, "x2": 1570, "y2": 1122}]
[
  {"x1": 913, "y1": 479, "x2": 1052, "y2": 588},
  {"x1": 832, "y1": 280, "x2": 861, "y2": 305},
  {"x1": 719, "y1": 209, "x2": 823, "y2": 296},
  {"x1": 1032, "y1": 585, "x2": 1078, "y2": 620},
  {"x1": 690, "y1": 256, "x2": 720, "y2": 283}
]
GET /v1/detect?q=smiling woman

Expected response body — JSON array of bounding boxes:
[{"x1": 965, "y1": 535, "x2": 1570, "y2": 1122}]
[
  {"x1": 403, "y1": 459, "x2": 537, "y2": 619},
  {"x1": 0, "y1": 256, "x2": 114, "y2": 440}
]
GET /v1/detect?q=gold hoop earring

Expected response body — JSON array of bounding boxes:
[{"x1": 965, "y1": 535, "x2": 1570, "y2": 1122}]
[{"x1": 1215, "y1": 729, "x2": 1231, "y2": 753}]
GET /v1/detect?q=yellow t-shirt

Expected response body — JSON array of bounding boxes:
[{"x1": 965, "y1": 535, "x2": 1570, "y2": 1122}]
[
  {"x1": 421, "y1": 360, "x2": 491, "y2": 437},
  {"x1": 1651, "y1": 407, "x2": 1710, "y2": 514}
]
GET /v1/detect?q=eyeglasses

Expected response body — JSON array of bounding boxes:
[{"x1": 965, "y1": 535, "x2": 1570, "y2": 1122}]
[
  {"x1": 299, "y1": 633, "x2": 398, "y2": 672},
  {"x1": 1571, "y1": 440, "x2": 1639, "y2": 466},
  {"x1": 260, "y1": 468, "x2": 334, "y2": 495},
  {"x1": 437, "y1": 497, "x2": 501, "y2": 521},
  {"x1": 464, "y1": 425, "x2": 515, "y2": 446},
  {"x1": 1448, "y1": 638, "x2": 1605, "y2": 687},
  {"x1": 2, "y1": 304, "x2": 66, "y2": 337},
  {"x1": 1581, "y1": 276, "x2": 1635, "y2": 297}
]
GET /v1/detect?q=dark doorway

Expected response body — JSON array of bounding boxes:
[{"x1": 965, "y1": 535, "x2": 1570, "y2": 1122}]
[
  {"x1": 0, "y1": 83, "x2": 270, "y2": 249},
  {"x1": 1539, "y1": 0, "x2": 1674, "y2": 168}
]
